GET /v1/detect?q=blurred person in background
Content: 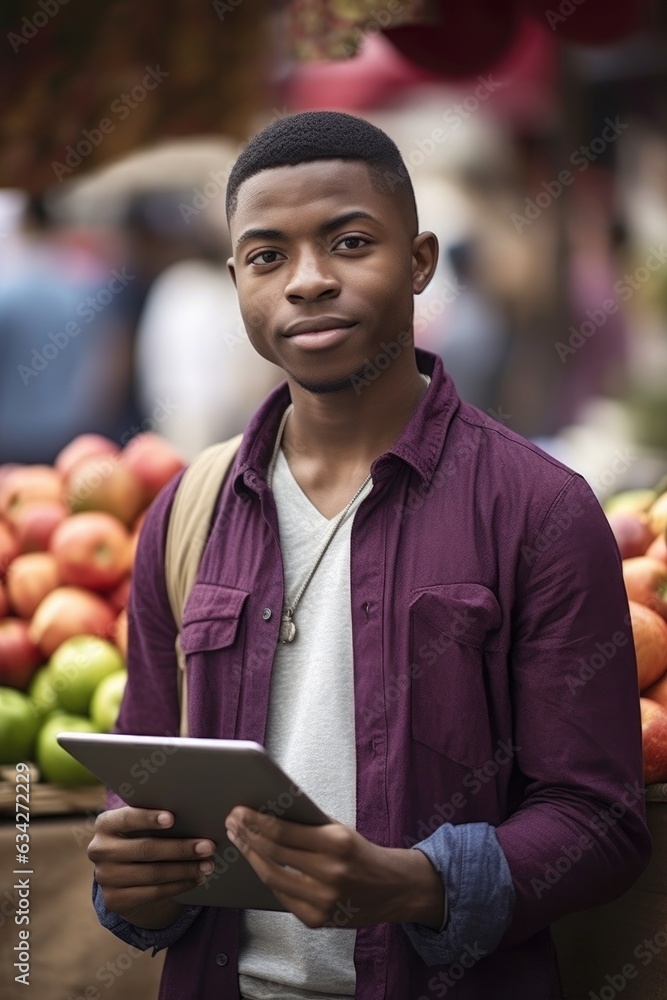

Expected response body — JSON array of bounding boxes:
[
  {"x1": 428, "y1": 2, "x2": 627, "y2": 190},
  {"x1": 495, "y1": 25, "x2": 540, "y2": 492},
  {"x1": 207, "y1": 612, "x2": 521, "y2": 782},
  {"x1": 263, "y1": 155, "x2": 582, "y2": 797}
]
[
  {"x1": 432, "y1": 239, "x2": 513, "y2": 414},
  {"x1": 133, "y1": 194, "x2": 281, "y2": 459},
  {"x1": 550, "y1": 177, "x2": 630, "y2": 430},
  {"x1": 0, "y1": 194, "x2": 142, "y2": 463}
]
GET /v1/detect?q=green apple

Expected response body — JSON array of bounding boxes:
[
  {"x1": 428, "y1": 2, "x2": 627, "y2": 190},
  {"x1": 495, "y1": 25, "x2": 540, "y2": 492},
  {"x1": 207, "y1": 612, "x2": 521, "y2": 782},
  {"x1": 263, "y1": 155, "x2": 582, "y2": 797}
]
[
  {"x1": 27, "y1": 666, "x2": 59, "y2": 720},
  {"x1": 49, "y1": 635, "x2": 124, "y2": 716},
  {"x1": 0, "y1": 687, "x2": 40, "y2": 764},
  {"x1": 36, "y1": 713, "x2": 99, "y2": 785},
  {"x1": 90, "y1": 669, "x2": 127, "y2": 732}
]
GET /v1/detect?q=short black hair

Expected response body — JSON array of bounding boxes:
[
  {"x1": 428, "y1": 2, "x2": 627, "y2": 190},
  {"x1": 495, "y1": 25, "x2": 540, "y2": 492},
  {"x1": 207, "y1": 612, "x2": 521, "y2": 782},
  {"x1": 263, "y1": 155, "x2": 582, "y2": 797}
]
[{"x1": 225, "y1": 110, "x2": 417, "y2": 229}]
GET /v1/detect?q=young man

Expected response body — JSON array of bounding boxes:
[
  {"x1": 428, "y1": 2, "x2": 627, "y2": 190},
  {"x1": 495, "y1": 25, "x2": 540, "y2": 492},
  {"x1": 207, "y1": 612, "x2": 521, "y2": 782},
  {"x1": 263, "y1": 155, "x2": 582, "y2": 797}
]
[{"x1": 88, "y1": 111, "x2": 651, "y2": 1000}]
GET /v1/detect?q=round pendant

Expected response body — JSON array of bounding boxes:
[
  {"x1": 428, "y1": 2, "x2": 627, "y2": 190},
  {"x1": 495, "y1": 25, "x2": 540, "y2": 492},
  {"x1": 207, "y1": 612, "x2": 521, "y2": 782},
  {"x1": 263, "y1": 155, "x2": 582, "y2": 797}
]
[{"x1": 280, "y1": 616, "x2": 296, "y2": 643}]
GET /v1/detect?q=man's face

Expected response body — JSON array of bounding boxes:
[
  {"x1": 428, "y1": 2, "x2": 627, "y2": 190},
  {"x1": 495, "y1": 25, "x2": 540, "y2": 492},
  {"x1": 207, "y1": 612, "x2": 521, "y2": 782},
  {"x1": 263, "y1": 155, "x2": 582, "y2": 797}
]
[{"x1": 227, "y1": 159, "x2": 436, "y2": 393}]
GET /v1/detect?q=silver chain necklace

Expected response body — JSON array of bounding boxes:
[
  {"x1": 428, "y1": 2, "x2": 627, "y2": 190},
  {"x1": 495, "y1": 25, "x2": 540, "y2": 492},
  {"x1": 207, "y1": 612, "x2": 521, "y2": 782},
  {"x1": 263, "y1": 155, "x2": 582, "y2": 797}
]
[{"x1": 268, "y1": 373, "x2": 430, "y2": 643}]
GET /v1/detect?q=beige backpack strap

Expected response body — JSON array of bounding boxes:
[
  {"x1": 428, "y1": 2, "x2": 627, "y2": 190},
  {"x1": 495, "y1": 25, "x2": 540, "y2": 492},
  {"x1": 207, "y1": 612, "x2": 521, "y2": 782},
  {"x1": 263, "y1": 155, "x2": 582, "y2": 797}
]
[{"x1": 164, "y1": 434, "x2": 242, "y2": 736}]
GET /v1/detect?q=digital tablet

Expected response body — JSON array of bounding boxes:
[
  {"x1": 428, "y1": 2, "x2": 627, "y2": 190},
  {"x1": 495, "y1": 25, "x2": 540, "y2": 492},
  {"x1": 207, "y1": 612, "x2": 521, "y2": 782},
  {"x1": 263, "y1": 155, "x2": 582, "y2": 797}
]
[{"x1": 57, "y1": 732, "x2": 330, "y2": 910}]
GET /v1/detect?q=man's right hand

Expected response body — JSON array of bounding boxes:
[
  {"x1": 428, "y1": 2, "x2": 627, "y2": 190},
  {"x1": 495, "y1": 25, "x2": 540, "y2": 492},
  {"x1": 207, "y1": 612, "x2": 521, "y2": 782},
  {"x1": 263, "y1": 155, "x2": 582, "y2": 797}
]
[{"x1": 88, "y1": 806, "x2": 216, "y2": 929}]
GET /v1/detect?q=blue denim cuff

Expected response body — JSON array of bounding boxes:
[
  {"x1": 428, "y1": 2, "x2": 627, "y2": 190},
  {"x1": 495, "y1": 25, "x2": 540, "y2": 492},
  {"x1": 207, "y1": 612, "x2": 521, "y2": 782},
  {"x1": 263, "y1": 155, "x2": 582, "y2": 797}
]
[
  {"x1": 92, "y1": 878, "x2": 203, "y2": 955},
  {"x1": 401, "y1": 822, "x2": 515, "y2": 968}
]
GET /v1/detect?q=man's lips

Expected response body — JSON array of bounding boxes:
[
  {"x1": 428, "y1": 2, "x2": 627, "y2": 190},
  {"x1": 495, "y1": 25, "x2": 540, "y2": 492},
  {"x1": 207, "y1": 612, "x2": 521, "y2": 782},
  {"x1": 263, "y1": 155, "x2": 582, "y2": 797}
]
[
  {"x1": 282, "y1": 319, "x2": 357, "y2": 351},
  {"x1": 283, "y1": 318, "x2": 356, "y2": 337}
]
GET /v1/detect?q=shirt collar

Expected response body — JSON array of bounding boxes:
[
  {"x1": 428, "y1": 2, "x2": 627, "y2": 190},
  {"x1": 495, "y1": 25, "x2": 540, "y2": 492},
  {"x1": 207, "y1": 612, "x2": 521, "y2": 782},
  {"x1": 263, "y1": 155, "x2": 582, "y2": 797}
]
[{"x1": 234, "y1": 348, "x2": 460, "y2": 495}]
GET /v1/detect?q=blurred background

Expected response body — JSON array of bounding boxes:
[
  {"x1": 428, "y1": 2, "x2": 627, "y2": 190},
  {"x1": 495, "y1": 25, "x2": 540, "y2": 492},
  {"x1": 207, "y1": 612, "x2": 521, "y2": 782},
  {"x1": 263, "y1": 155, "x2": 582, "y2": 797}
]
[{"x1": 1, "y1": 0, "x2": 666, "y2": 499}]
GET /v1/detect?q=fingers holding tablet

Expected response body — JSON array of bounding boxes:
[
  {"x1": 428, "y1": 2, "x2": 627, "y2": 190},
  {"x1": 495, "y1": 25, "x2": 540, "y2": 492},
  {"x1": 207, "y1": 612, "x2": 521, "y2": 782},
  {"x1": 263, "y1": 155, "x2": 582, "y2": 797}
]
[{"x1": 87, "y1": 805, "x2": 216, "y2": 927}]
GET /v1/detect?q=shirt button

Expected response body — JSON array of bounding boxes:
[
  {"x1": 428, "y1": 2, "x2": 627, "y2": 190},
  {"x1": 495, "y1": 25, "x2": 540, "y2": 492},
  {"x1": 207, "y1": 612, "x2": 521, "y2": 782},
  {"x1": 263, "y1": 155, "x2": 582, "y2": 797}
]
[
  {"x1": 215, "y1": 953, "x2": 228, "y2": 967},
  {"x1": 262, "y1": 608, "x2": 272, "y2": 621}
]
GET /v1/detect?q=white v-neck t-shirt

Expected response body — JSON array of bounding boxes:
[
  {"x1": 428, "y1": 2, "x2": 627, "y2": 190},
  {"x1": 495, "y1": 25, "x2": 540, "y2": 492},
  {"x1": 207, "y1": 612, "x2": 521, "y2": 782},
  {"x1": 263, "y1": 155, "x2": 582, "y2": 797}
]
[{"x1": 238, "y1": 445, "x2": 372, "y2": 1000}]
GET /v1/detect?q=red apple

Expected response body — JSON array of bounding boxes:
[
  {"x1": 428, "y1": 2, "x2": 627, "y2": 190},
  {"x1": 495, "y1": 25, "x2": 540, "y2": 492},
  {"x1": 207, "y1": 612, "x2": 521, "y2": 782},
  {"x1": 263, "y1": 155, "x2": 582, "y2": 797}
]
[
  {"x1": 623, "y1": 557, "x2": 667, "y2": 622},
  {"x1": 0, "y1": 619, "x2": 42, "y2": 689},
  {"x1": 0, "y1": 580, "x2": 8, "y2": 618},
  {"x1": 29, "y1": 586, "x2": 116, "y2": 658},
  {"x1": 629, "y1": 601, "x2": 667, "y2": 690},
  {"x1": 607, "y1": 512, "x2": 656, "y2": 559},
  {"x1": 644, "y1": 667, "x2": 667, "y2": 709},
  {"x1": 111, "y1": 608, "x2": 128, "y2": 658},
  {"x1": 0, "y1": 520, "x2": 19, "y2": 578},
  {"x1": 0, "y1": 466, "x2": 63, "y2": 519},
  {"x1": 50, "y1": 512, "x2": 132, "y2": 591},
  {"x1": 10, "y1": 500, "x2": 68, "y2": 552},
  {"x1": 65, "y1": 455, "x2": 145, "y2": 526},
  {"x1": 6, "y1": 552, "x2": 59, "y2": 619},
  {"x1": 647, "y1": 533, "x2": 667, "y2": 565},
  {"x1": 640, "y1": 697, "x2": 667, "y2": 783},
  {"x1": 121, "y1": 433, "x2": 186, "y2": 503},
  {"x1": 110, "y1": 576, "x2": 131, "y2": 612},
  {"x1": 55, "y1": 433, "x2": 120, "y2": 480}
]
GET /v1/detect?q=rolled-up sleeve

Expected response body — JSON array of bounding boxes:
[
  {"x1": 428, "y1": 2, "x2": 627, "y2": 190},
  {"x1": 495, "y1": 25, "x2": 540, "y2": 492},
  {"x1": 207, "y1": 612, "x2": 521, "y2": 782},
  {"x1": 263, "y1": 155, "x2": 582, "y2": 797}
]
[
  {"x1": 402, "y1": 821, "x2": 514, "y2": 966},
  {"x1": 93, "y1": 878, "x2": 202, "y2": 955}
]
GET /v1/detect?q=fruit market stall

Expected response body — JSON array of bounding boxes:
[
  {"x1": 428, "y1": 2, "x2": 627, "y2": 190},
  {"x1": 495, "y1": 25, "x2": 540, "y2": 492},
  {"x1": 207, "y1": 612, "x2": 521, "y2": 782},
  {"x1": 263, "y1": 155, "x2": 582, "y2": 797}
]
[{"x1": 0, "y1": 432, "x2": 185, "y2": 1000}]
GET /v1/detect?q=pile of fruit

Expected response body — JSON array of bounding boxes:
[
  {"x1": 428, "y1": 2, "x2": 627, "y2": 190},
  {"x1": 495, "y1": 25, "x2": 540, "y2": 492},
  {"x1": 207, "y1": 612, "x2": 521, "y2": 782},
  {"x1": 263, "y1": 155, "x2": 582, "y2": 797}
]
[
  {"x1": 606, "y1": 486, "x2": 667, "y2": 784},
  {"x1": 0, "y1": 433, "x2": 185, "y2": 785}
]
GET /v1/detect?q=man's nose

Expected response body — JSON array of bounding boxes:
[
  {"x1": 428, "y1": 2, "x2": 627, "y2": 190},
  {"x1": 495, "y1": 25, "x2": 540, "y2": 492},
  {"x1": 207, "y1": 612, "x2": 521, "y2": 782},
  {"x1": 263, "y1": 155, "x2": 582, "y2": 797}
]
[{"x1": 284, "y1": 251, "x2": 340, "y2": 301}]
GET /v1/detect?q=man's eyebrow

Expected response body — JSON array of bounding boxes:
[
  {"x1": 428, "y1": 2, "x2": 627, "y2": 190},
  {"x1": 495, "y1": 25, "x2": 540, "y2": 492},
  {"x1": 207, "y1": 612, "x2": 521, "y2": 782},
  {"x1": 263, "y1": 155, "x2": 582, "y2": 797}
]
[
  {"x1": 320, "y1": 210, "x2": 380, "y2": 232},
  {"x1": 235, "y1": 211, "x2": 382, "y2": 253},
  {"x1": 235, "y1": 227, "x2": 284, "y2": 252}
]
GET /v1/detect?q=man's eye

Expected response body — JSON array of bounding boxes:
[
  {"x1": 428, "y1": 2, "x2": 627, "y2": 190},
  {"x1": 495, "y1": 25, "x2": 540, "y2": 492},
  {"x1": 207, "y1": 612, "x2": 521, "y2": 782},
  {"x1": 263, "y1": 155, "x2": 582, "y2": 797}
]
[
  {"x1": 250, "y1": 251, "x2": 281, "y2": 265},
  {"x1": 336, "y1": 237, "x2": 368, "y2": 251}
]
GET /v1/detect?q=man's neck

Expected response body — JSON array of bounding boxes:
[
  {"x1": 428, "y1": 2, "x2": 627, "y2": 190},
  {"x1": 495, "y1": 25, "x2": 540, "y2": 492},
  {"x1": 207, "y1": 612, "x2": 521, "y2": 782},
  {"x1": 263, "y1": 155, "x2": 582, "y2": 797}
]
[{"x1": 279, "y1": 355, "x2": 428, "y2": 517}]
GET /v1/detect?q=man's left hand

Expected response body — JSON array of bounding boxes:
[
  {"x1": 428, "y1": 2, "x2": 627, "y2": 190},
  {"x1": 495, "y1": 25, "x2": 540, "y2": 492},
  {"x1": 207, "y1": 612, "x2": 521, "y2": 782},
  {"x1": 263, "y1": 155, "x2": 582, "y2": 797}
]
[{"x1": 225, "y1": 807, "x2": 444, "y2": 930}]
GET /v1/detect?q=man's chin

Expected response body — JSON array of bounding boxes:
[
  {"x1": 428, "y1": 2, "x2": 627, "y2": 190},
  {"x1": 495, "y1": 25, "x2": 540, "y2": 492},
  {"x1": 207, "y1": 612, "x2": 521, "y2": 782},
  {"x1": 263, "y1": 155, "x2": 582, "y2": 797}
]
[{"x1": 287, "y1": 362, "x2": 371, "y2": 395}]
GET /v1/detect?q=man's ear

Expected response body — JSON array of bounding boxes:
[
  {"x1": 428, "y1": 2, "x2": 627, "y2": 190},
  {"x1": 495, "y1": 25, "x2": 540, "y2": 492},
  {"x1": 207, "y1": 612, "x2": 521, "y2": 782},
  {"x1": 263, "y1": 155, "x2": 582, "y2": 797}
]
[
  {"x1": 411, "y1": 231, "x2": 439, "y2": 295},
  {"x1": 227, "y1": 257, "x2": 237, "y2": 288}
]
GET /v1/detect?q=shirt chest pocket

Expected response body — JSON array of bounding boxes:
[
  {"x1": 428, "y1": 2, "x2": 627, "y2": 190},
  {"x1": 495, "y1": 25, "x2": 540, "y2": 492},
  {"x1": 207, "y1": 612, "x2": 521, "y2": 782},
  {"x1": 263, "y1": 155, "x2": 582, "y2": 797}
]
[
  {"x1": 410, "y1": 583, "x2": 502, "y2": 768},
  {"x1": 179, "y1": 583, "x2": 249, "y2": 654}
]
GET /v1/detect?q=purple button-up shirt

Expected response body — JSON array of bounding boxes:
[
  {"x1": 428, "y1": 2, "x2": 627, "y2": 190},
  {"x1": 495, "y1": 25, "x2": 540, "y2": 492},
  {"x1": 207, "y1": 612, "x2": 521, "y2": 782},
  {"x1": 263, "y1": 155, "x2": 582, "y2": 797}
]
[{"x1": 98, "y1": 349, "x2": 650, "y2": 999}]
